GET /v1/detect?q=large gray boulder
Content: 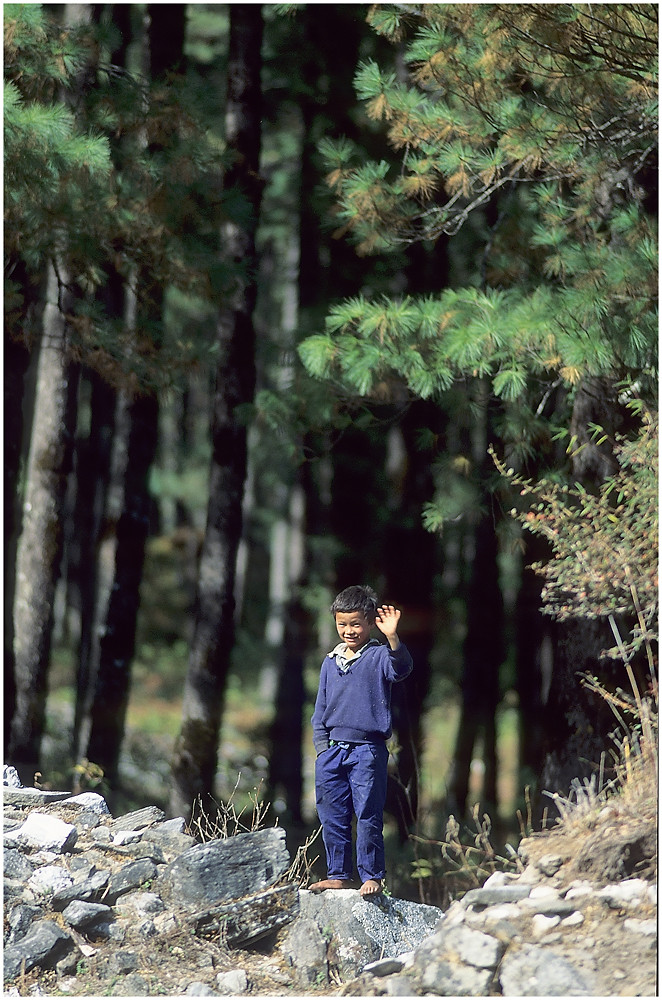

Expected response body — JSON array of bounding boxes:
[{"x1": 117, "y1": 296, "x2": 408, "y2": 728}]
[
  {"x1": 160, "y1": 827, "x2": 289, "y2": 910},
  {"x1": 278, "y1": 888, "x2": 444, "y2": 985}
]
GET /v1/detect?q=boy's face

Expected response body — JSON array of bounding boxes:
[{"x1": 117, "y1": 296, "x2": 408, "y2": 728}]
[{"x1": 335, "y1": 610, "x2": 372, "y2": 653}]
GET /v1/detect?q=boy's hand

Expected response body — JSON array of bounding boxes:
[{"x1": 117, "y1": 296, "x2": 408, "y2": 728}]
[{"x1": 375, "y1": 605, "x2": 401, "y2": 649}]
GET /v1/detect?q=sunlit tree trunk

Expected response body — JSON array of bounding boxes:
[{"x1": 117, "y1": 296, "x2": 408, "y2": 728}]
[
  {"x1": 170, "y1": 4, "x2": 264, "y2": 822},
  {"x1": 4, "y1": 261, "x2": 35, "y2": 746},
  {"x1": 9, "y1": 264, "x2": 78, "y2": 782}
]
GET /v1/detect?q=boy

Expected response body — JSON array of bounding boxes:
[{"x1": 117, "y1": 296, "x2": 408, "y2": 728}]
[{"x1": 309, "y1": 585, "x2": 413, "y2": 897}]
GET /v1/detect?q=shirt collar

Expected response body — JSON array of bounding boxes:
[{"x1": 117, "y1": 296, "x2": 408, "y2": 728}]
[{"x1": 329, "y1": 638, "x2": 379, "y2": 671}]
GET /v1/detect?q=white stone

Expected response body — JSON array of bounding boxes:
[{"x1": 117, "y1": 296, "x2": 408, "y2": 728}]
[
  {"x1": 597, "y1": 878, "x2": 648, "y2": 907},
  {"x1": 64, "y1": 792, "x2": 110, "y2": 814},
  {"x1": 480, "y1": 903, "x2": 522, "y2": 922},
  {"x1": 112, "y1": 830, "x2": 142, "y2": 846},
  {"x1": 482, "y1": 870, "x2": 515, "y2": 888},
  {"x1": 216, "y1": 969, "x2": 248, "y2": 994},
  {"x1": 28, "y1": 865, "x2": 73, "y2": 897},
  {"x1": 624, "y1": 918, "x2": 657, "y2": 937},
  {"x1": 5, "y1": 812, "x2": 77, "y2": 853},
  {"x1": 561, "y1": 911, "x2": 585, "y2": 927},
  {"x1": 564, "y1": 882, "x2": 593, "y2": 900},
  {"x1": 532, "y1": 913, "x2": 561, "y2": 936},
  {"x1": 3, "y1": 765, "x2": 22, "y2": 787},
  {"x1": 442, "y1": 924, "x2": 504, "y2": 969},
  {"x1": 159, "y1": 817, "x2": 187, "y2": 833},
  {"x1": 529, "y1": 884, "x2": 560, "y2": 899}
]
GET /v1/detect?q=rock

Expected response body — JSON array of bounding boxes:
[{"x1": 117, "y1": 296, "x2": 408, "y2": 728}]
[
  {"x1": 107, "y1": 950, "x2": 140, "y2": 975},
  {"x1": 5, "y1": 812, "x2": 78, "y2": 853},
  {"x1": 161, "y1": 827, "x2": 289, "y2": 909},
  {"x1": 108, "y1": 805, "x2": 165, "y2": 832},
  {"x1": 3, "y1": 919, "x2": 73, "y2": 981},
  {"x1": 62, "y1": 792, "x2": 111, "y2": 815},
  {"x1": 52, "y1": 869, "x2": 110, "y2": 909},
  {"x1": 384, "y1": 973, "x2": 416, "y2": 995},
  {"x1": 3, "y1": 765, "x2": 22, "y2": 787},
  {"x1": 499, "y1": 943, "x2": 595, "y2": 996},
  {"x1": 216, "y1": 969, "x2": 248, "y2": 994},
  {"x1": 4, "y1": 848, "x2": 36, "y2": 880},
  {"x1": 419, "y1": 956, "x2": 494, "y2": 995},
  {"x1": 623, "y1": 917, "x2": 657, "y2": 936},
  {"x1": 112, "y1": 830, "x2": 143, "y2": 846},
  {"x1": 462, "y1": 883, "x2": 532, "y2": 908},
  {"x1": 3, "y1": 787, "x2": 71, "y2": 807},
  {"x1": 159, "y1": 816, "x2": 187, "y2": 833},
  {"x1": 278, "y1": 888, "x2": 444, "y2": 983},
  {"x1": 2, "y1": 779, "x2": 656, "y2": 997},
  {"x1": 186, "y1": 982, "x2": 219, "y2": 996},
  {"x1": 364, "y1": 956, "x2": 407, "y2": 976},
  {"x1": 110, "y1": 971, "x2": 151, "y2": 995},
  {"x1": 106, "y1": 858, "x2": 158, "y2": 903},
  {"x1": 437, "y1": 923, "x2": 504, "y2": 969},
  {"x1": 532, "y1": 913, "x2": 561, "y2": 935},
  {"x1": 6, "y1": 903, "x2": 42, "y2": 944},
  {"x1": 536, "y1": 853, "x2": 564, "y2": 876},
  {"x1": 596, "y1": 877, "x2": 649, "y2": 908},
  {"x1": 114, "y1": 890, "x2": 165, "y2": 918},
  {"x1": 191, "y1": 882, "x2": 300, "y2": 947},
  {"x1": 142, "y1": 826, "x2": 197, "y2": 856},
  {"x1": 28, "y1": 864, "x2": 74, "y2": 898},
  {"x1": 278, "y1": 913, "x2": 328, "y2": 985},
  {"x1": 61, "y1": 900, "x2": 114, "y2": 929}
]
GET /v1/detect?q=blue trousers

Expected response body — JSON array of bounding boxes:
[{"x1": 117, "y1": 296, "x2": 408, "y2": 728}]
[{"x1": 314, "y1": 741, "x2": 389, "y2": 884}]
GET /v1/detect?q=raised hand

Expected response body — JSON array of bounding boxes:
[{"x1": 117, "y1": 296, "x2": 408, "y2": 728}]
[{"x1": 375, "y1": 605, "x2": 401, "y2": 648}]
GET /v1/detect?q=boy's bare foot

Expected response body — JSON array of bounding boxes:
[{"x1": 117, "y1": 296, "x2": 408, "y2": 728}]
[
  {"x1": 308, "y1": 878, "x2": 352, "y2": 892},
  {"x1": 359, "y1": 879, "x2": 383, "y2": 896}
]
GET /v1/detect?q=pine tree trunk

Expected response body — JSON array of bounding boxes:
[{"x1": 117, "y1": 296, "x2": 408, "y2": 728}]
[
  {"x1": 169, "y1": 4, "x2": 264, "y2": 822},
  {"x1": 70, "y1": 371, "x2": 116, "y2": 758},
  {"x1": 448, "y1": 391, "x2": 504, "y2": 819},
  {"x1": 85, "y1": 386, "x2": 158, "y2": 787},
  {"x1": 382, "y1": 402, "x2": 443, "y2": 840},
  {"x1": 9, "y1": 264, "x2": 78, "y2": 782},
  {"x1": 4, "y1": 267, "x2": 34, "y2": 745}
]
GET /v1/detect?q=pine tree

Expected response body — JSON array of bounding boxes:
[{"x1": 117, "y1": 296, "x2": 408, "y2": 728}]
[{"x1": 300, "y1": 4, "x2": 657, "y2": 408}]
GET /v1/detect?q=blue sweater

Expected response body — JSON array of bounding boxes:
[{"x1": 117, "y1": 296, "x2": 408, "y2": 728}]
[{"x1": 311, "y1": 639, "x2": 413, "y2": 753}]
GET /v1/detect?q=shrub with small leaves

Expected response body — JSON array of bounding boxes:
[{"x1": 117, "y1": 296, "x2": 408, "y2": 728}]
[{"x1": 493, "y1": 408, "x2": 657, "y2": 664}]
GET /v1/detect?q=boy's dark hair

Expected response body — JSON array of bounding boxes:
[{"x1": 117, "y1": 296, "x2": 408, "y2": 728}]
[{"x1": 331, "y1": 585, "x2": 378, "y2": 622}]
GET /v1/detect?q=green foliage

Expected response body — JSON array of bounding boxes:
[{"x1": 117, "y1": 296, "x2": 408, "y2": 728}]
[
  {"x1": 495, "y1": 411, "x2": 658, "y2": 661},
  {"x1": 4, "y1": 5, "x2": 235, "y2": 387},
  {"x1": 300, "y1": 4, "x2": 658, "y2": 404}
]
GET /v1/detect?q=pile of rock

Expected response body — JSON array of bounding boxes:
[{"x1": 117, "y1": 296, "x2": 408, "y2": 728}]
[
  {"x1": 2, "y1": 774, "x2": 442, "y2": 996},
  {"x1": 343, "y1": 866, "x2": 657, "y2": 996},
  {"x1": 3, "y1": 765, "x2": 657, "y2": 997}
]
